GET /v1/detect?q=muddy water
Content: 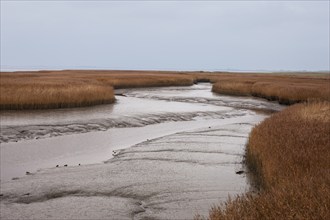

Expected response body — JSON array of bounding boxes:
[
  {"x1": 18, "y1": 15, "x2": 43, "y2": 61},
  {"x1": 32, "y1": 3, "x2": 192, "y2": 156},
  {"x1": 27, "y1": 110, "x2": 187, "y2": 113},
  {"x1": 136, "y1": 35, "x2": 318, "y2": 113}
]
[{"x1": 0, "y1": 84, "x2": 283, "y2": 219}]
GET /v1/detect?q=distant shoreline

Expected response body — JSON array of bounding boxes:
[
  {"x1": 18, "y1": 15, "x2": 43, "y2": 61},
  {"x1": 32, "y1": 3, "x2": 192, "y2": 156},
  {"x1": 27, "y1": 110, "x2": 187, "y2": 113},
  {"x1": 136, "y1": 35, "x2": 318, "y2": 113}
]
[{"x1": 1, "y1": 67, "x2": 329, "y2": 74}]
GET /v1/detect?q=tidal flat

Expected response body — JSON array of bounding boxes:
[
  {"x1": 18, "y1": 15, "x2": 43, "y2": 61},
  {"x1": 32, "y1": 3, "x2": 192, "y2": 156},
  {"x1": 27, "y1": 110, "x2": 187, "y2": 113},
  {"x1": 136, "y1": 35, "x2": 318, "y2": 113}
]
[{"x1": 0, "y1": 83, "x2": 283, "y2": 219}]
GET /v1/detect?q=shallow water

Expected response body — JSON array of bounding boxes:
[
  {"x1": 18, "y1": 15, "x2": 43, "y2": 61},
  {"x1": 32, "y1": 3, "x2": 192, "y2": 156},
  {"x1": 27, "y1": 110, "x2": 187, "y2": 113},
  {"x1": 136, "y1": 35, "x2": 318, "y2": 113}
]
[{"x1": 0, "y1": 83, "x2": 283, "y2": 219}]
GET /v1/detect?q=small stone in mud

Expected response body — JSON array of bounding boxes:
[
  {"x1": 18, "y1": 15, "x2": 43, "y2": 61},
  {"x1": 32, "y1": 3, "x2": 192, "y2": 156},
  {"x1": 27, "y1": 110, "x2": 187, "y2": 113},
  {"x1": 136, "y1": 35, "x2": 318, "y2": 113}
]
[
  {"x1": 12, "y1": 177, "x2": 19, "y2": 180},
  {"x1": 0, "y1": 194, "x2": 3, "y2": 197},
  {"x1": 26, "y1": 171, "x2": 31, "y2": 175},
  {"x1": 236, "y1": 170, "x2": 244, "y2": 175},
  {"x1": 64, "y1": 164, "x2": 68, "y2": 167},
  {"x1": 56, "y1": 165, "x2": 59, "y2": 167},
  {"x1": 78, "y1": 164, "x2": 81, "y2": 166},
  {"x1": 23, "y1": 193, "x2": 30, "y2": 196},
  {"x1": 208, "y1": 126, "x2": 211, "y2": 128}
]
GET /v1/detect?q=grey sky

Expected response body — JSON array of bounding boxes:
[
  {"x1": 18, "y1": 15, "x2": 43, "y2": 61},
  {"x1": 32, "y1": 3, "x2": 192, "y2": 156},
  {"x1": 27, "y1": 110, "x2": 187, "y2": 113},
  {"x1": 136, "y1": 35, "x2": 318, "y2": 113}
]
[{"x1": 1, "y1": 1, "x2": 329, "y2": 71}]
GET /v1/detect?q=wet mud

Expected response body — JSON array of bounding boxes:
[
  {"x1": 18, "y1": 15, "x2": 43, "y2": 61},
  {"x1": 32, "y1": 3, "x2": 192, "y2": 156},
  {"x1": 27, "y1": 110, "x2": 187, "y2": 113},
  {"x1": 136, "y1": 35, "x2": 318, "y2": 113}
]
[{"x1": 0, "y1": 84, "x2": 283, "y2": 219}]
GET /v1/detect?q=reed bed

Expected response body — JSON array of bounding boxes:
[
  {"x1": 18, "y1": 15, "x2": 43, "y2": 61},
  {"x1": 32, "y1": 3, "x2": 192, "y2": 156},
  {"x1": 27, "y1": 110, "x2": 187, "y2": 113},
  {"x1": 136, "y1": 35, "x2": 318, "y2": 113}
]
[
  {"x1": 0, "y1": 70, "x2": 195, "y2": 110},
  {"x1": 203, "y1": 102, "x2": 330, "y2": 220},
  {"x1": 211, "y1": 81, "x2": 255, "y2": 96},
  {"x1": 96, "y1": 75, "x2": 194, "y2": 89},
  {"x1": 1, "y1": 70, "x2": 329, "y2": 109},
  {"x1": 0, "y1": 80, "x2": 115, "y2": 110},
  {"x1": 212, "y1": 77, "x2": 330, "y2": 104}
]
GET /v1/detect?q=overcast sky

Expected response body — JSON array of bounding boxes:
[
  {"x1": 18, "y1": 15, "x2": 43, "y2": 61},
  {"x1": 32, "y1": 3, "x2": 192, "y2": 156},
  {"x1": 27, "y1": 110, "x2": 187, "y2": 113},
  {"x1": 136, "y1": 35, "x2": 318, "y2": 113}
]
[{"x1": 1, "y1": 1, "x2": 329, "y2": 71}]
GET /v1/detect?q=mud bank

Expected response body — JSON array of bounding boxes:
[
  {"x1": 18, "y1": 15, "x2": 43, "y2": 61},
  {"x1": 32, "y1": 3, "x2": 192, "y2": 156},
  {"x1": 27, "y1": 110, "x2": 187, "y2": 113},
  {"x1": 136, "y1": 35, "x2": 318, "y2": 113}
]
[
  {"x1": 1, "y1": 117, "x2": 266, "y2": 219},
  {"x1": 0, "y1": 84, "x2": 282, "y2": 219}
]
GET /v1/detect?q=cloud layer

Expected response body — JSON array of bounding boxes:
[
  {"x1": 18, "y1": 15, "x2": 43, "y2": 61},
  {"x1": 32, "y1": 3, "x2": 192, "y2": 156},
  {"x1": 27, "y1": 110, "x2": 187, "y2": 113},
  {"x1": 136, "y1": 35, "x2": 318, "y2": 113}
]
[{"x1": 1, "y1": 1, "x2": 329, "y2": 71}]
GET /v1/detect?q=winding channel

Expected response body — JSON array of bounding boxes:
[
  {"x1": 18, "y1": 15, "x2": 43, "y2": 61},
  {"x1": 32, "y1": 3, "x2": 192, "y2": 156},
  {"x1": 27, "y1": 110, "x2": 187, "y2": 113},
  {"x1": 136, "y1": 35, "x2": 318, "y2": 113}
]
[{"x1": 0, "y1": 83, "x2": 283, "y2": 219}]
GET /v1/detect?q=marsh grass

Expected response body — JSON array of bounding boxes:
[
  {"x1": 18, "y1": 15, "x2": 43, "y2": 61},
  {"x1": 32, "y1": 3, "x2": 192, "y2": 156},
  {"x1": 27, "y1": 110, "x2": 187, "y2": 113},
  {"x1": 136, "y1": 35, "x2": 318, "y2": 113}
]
[
  {"x1": 251, "y1": 82, "x2": 329, "y2": 104},
  {"x1": 0, "y1": 70, "x2": 194, "y2": 110},
  {"x1": 1, "y1": 70, "x2": 329, "y2": 110},
  {"x1": 0, "y1": 82, "x2": 115, "y2": 110},
  {"x1": 203, "y1": 102, "x2": 330, "y2": 220},
  {"x1": 212, "y1": 81, "x2": 255, "y2": 96},
  {"x1": 212, "y1": 78, "x2": 330, "y2": 104},
  {"x1": 97, "y1": 74, "x2": 194, "y2": 89}
]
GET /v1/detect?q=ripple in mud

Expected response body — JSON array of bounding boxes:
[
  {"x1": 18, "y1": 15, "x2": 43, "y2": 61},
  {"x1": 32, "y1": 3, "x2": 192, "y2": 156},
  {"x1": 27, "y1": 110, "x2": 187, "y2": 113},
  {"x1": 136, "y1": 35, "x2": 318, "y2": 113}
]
[
  {"x1": 122, "y1": 87, "x2": 284, "y2": 113},
  {"x1": 0, "y1": 110, "x2": 247, "y2": 143},
  {"x1": 1, "y1": 121, "x2": 262, "y2": 220}
]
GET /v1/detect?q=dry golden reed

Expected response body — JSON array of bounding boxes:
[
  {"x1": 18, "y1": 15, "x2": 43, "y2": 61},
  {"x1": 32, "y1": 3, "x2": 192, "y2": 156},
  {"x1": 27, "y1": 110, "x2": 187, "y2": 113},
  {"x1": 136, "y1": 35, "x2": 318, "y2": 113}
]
[
  {"x1": 0, "y1": 70, "x2": 195, "y2": 110},
  {"x1": 203, "y1": 102, "x2": 330, "y2": 220},
  {"x1": 0, "y1": 82, "x2": 115, "y2": 110},
  {"x1": 1, "y1": 70, "x2": 329, "y2": 110},
  {"x1": 212, "y1": 75, "x2": 330, "y2": 104}
]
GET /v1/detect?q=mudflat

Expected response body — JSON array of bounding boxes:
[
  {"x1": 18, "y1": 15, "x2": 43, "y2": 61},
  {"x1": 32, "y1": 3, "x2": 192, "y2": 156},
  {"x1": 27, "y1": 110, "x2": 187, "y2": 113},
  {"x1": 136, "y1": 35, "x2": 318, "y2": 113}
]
[{"x1": 1, "y1": 84, "x2": 278, "y2": 219}]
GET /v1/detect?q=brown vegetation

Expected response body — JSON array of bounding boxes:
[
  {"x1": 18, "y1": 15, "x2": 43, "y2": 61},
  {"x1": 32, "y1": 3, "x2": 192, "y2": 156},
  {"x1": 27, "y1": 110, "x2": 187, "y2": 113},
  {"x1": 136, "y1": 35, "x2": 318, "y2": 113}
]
[
  {"x1": 1, "y1": 70, "x2": 329, "y2": 110},
  {"x1": 204, "y1": 102, "x2": 330, "y2": 220},
  {"x1": 0, "y1": 70, "x2": 195, "y2": 110},
  {"x1": 96, "y1": 73, "x2": 194, "y2": 89},
  {"x1": 0, "y1": 80, "x2": 115, "y2": 110},
  {"x1": 211, "y1": 75, "x2": 330, "y2": 104}
]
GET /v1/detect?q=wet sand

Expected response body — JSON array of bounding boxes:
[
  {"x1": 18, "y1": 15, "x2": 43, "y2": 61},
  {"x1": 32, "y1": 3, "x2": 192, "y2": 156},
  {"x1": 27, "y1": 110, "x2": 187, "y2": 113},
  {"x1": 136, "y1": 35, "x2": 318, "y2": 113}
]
[{"x1": 0, "y1": 84, "x2": 283, "y2": 219}]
